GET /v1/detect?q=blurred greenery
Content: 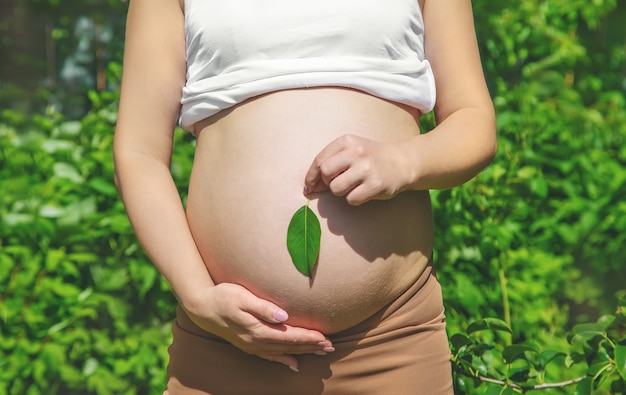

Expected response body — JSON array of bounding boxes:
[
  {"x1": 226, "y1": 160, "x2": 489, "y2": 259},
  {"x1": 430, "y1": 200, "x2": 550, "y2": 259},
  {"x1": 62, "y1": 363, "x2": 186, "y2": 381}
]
[{"x1": 1, "y1": 0, "x2": 625, "y2": 394}]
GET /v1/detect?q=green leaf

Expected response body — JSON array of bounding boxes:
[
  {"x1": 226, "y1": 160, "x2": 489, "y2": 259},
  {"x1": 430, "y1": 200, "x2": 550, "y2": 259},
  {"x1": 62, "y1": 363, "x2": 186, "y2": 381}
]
[
  {"x1": 467, "y1": 318, "x2": 513, "y2": 335},
  {"x1": 88, "y1": 177, "x2": 118, "y2": 197},
  {"x1": 129, "y1": 259, "x2": 158, "y2": 299},
  {"x1": 90, "y1": 265, "x2": 129, "y2": 291},
  {"x1": 615, "y1": 339, "x2": 626, "y2": 380},
  {"x1": 470, "y1": 355, "x2": 489, "y2": 377},
  {"x1": 45, "y1": 248, "x2": 66, "y2": 271},
  {"x1": 47, "y1": 318, "x2": 72, "y2": 336},
  {"x1": 502, "y1": 344, "x2": 538, "y2": 364},
  {"x1": 611, "y1": 378, "x2": 626, "y2": 394},
  {"x1": 83, "y1": 358, "x2": 99, "y2": 377},
  {"x1": 566, "y1": 352, "x2": 586, "y2": 368},
  {"x1": 484, "y1": 384, "x2": 502, "y2": 395},
  {"x1": 53, "y1": 162, "x2": 84, "y2": 183},
  {"x1": 588, "y1": 361, "x2": 611, "y2": 377},
  {"x1": 574, "y1": 377, "x2": 592, "y2": 395},
  {"x1": 501, "y1": 387, "x2": 517, "y2": 395},
  {"x1": 596, "y1": 314, "x2": 616, "y2": 330},
  {"x1": 450, "y1": 333, "x2": 472, "y2": 350},
  {"x1": 58, "y1": 120, "x2": 82, "y2": 136},
  {"x1": 571, "y1": 323, "x2": 606, "y2": 340},
  {"x1": 509, "y1": 367, "x2": 530, "y2": 383},
  {"x1": 287, "y1": 202, "x2": 321, "y2": 278},
  {"x1": 529, "y1": 177, "x2": 549, "y2": 198},
  {"x1": 539, "y1": 350, "x2": 566, "y2": 369},
  {"x1": 455, "y1": 375, "x2": 473, "y2": 393}
]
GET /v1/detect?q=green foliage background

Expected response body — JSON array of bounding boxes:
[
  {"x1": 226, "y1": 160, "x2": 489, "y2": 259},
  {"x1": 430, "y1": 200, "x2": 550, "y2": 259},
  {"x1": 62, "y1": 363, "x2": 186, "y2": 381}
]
[{"x1": 1, "y1": 0, "x2": 625, "y2": 394}]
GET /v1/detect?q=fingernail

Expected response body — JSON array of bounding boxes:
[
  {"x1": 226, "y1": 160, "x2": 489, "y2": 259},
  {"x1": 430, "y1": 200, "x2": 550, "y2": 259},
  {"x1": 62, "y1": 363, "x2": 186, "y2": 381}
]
[
  {"x1": 289, "y1": 365, "x2": 300, "y2": 373},
  {"x1": 318, "y1": 341, "x2": 331, "y2": 347},
  {"x1": 314, "y1": 350, "x2": 327, "y2": 356},
  {"x1": 323, "y1": 346, "x2": 335, "y2": 353},
  {"x1": 303, "y1": 185, "x2": 309, "y2": 196},
  {"x1": 272, "y1": 308, "x2": 288, "y2": 322}
]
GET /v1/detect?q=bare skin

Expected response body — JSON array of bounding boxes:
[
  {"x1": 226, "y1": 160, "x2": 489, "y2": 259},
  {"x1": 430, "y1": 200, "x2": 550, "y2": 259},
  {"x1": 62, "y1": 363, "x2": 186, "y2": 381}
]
[
  {"x1": 187, "y1": 88, "x2": 433, "y2": 335},
  {"x1": 114, "y1": 0, "x2": 495, "y2": 373}
]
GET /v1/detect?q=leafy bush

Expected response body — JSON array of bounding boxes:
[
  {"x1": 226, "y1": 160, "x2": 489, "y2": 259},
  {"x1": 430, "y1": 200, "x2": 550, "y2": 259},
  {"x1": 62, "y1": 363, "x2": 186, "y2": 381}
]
[
  {"x1": 431, "y1": 0, "x2": 626, "y2": 393},
  {"x1": 0, "y1": 81, "x2": 194, "y2": 394},
  {"x1": 451, "y1": 299, "x2": 626, "y2": 394}
]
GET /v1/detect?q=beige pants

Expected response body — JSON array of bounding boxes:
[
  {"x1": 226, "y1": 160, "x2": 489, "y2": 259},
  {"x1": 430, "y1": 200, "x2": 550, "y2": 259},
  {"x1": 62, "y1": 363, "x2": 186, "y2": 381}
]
[{"x1": 164, "y1": 264, "x2": 453, "y2": 394}]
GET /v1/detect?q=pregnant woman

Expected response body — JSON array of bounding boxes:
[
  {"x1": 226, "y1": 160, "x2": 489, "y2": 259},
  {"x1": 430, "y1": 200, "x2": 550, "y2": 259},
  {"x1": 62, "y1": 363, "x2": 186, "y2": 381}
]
[{"x1": 114, "y1": 0, "x2": 496, "y2": 393}]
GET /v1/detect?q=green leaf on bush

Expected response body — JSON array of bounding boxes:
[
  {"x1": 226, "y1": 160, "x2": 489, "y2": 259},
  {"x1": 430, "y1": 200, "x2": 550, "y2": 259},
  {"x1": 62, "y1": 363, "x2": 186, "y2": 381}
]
[
  {"x1": 471, "y1": 355, "x2": 489, "y2": 377},
  {"x1": 47, "y1": 318, "x2": 72, "y2": 336},
  {"x1": 450, "y1": 333, "x2": 472, "y2": 350},
  {"x1": 539, "y1": 349, "x2": 566, "y2": 369},
  {"x1": 588, "y1": 361, "x2": 611, "y2": 377},
  {"x1": 455, "y1": 376, "x2": 474, "y2": 394},
  {"x1": 484, "y1": 383, "x2": 504, "y2": 395},
  {"x1": 503, "y1": 344, "x2": 538, "y2": 364},
  {"x1": 615, "y1": 340, "x2": 626, "y2": 380},
  {"x1": 571, "y1": 323, "x2": 606, "y2": 340},
  {"x1": 501, "y1": 387, "x2": 517, "y2": 395},
  {"x1": 611, "y1": 378, "x2": 626, "y2": 394},
  {"x1": 287, "y1": 201, "x2": 321, "y2": 278},
  {"x1": 597, "y1": 314, "x2": 616, "y2": 329},
  {"x1": 509, "y1": 366, "x2": 530, "y2": 382},
  {"x1": 88, "y1": 177, "x2": 118, "y2": 197},
  {"x1": 467, "y1": 318, "x2": 513, "y2": 335},
  {"x1": 566, "y1": 352, "x2": 586, "y2": 368},
  {"x1": 53, "y1": 162, "x2": 84, "y2": 183},
  {"x1": 574, "y1": 377, "x2": 592, "y2": 395},
  {"x1": 129, "y1": 259, "x2": 158, "y2": 300}
]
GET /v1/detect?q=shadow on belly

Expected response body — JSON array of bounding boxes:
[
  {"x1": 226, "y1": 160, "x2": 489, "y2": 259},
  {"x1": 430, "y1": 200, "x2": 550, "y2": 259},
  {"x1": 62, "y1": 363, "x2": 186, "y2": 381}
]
[{"x1": 313, "y1": 190, "x2": 429, "y2": 263}]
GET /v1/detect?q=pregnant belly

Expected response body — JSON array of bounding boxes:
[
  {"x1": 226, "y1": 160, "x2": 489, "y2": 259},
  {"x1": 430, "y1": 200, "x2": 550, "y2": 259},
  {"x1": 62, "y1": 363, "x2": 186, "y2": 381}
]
[{"x1": 185, "y1": 88, "x2": 434, "y2": 333}]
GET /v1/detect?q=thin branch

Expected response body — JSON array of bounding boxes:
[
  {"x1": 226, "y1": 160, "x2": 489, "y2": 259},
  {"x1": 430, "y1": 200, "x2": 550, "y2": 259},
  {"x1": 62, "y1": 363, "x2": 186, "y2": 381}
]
[
  {"x1": 530, "y1": 377, "x2": 586, "y2": 390},
  {"x1": 476, "y1": 375, "x2": 586, "y2": 391},
  {"x1": 498, "y1": 260, "x2": 512, "y2": 346}
]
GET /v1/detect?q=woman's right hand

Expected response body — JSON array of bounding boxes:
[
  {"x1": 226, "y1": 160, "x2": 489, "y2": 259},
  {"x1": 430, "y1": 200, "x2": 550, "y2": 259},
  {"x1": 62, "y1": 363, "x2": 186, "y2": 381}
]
[{"x1": 181, "y1": 282, "x2": 335, "y2": 372}]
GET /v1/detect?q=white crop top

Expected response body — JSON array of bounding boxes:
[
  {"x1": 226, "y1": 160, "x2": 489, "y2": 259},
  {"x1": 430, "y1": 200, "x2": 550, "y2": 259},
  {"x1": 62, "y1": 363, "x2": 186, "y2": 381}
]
[{"x1": 179, "y1": 0, "x2": 436, "y2": 131}]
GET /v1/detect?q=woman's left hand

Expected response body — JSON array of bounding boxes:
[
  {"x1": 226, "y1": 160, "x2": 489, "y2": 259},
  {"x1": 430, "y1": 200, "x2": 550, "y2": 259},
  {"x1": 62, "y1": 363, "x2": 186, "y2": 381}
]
[{"x1": 304, "y1": 134, "x2": 411, "y2": 206}]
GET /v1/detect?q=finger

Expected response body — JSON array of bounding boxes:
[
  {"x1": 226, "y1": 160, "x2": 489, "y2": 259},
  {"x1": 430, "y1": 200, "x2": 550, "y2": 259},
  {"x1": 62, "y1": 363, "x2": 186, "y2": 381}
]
[
  {"x1": 262, "y1": 336, "x2": 336, "y2": 362},
  {"x1": 266, "y1": 339, "x2": 336, "y2": 355},
  {"x1": 237, "y1": 293, "x2": 330, "y2": 345},
  {"x1": 266, "y1": 354, "x2": 300, "y2": 373},
  {"x1": 345, "y1": 186, "x2": 368, "y2": 206},
  {"x1": 241, "y1": 324, "x2": 335, "y2": 358},
  {"x1": 328, "y1": 168, "x2": 363, "y2": 197},
  {"x1": 345, "y1": 181, "x2": 386, "y2": 206},
  {"x1": 307, "y1": 150, "x2": 358, "y2": 195},
  {"x1": 304, "y1": 136, "x2": 352, "y2": 193},
  {"x1": 319, "y1": 151, "x2": 356, "y2": 186},
  {"x1": 238, "y1": 289, "x2": 290, "y2": 324},
  {"x1": 257, "y1": 323, "x2": 331, "y2": 346}
]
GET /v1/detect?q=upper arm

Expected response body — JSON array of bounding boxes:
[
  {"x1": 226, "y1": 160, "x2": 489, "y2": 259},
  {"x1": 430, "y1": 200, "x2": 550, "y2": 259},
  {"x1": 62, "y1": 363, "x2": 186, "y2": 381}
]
[
  {"x1": 422, "y1": 0, "x2": 494, "y2": 124},
  {"x1": 114, "y1": 0, "x2": 187, "y2": 165}
]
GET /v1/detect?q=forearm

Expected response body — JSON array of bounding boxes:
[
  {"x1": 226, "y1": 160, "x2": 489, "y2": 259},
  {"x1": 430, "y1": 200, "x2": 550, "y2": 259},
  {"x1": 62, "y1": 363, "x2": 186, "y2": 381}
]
[
  {"x1": 410, "y1": 0, "x2": 497, "y2": 191},
  {"x1": 114, "y1": 151, "x2": 214, "y2": 306},
  {"x1": 404, "y1": 105, "x2": 496, "y2": 191}
]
